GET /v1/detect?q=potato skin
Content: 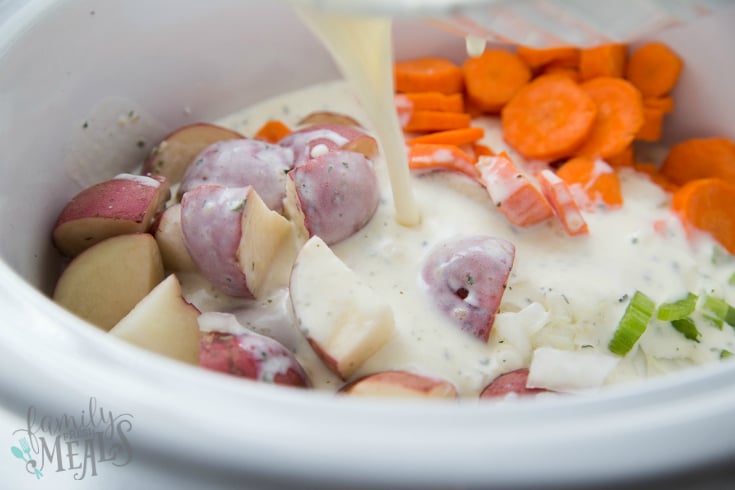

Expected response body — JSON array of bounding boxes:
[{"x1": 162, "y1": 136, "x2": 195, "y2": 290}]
[
  {"x1": 421, "y1": 236, "x2": 515, "y2": 341},
  {"x1": 479, "y1": 369, "x2": 547, "y2": 398},
  {"x1": 200, "y1": 331, "x2": 310, "y2": 388},
  {"x1": 287, "y1": 150, "x2": 379, "y2": 245},
  {"x1": 279, "y1": 123, "x2": 377, "y2": 167},
  {"x1": 179, "y1": 139, "x2": 294, "y2": 212}
]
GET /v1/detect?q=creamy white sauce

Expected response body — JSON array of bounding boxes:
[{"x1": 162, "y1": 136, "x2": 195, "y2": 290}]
[{"x1": 190, "y1": 79, "x2": 735, "y2": 397}]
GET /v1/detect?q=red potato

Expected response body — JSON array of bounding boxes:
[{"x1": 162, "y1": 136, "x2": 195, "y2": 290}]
[
  {"x1": 180, "y1": 185, "x2": 292, "y2": 298},
  {"x1": 479, "y1": 369, "x2": 548, "y2": 399},
  {"x1": 153, "y1": 204, "x2": 198, "y2": 272},
  {"x1": 142, "y1": 122, "x2": 244, "y2": 183},
  {"x1": 290, "y1": 236, "x2": 395, "y2": 379},
  {"x1": 421, "y1": 236, "x2": 515, "y2": 342},
  {"x1": 52, "y1": 173, "x2": 170, "y2": 257},
  {"x1": 200, "y1": 331, "x2": 310, "y2": 388},
  {"x1": 297, "y1": 111, "x2": 363, "y2": 128},
  {"x1": 53, "y1": 233, "x2": 164, "y2": 331},
  {"x1": 109, "y1": 274, "x2": 201, "y2": 365},
  {"x1": 284, "y1": 150, "x2": 380, "y2": 245},
  {"x1": 178, "y1": 139, "x2": 295, "y2": 213},
  {"x1": 339, "y1": 371, "x2": 457, "y2": 399},
  {"x1": 278, "y1": 123, "x2": 378, "y2": 167}
]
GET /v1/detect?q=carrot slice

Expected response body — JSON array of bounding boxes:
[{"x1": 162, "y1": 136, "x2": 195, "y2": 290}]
[
  {"x1": 644, "y1": 96, "x2": 674, "y2": 114},
  {"x1": 253, "y1": 119, "x2": 291, "y2": 143},
  {"x1": 402, "y1": 110, "x2": 472, "y2": 133},
  {"x1": 472, "y1": 143, "x2": 495, "y2": 159},
  {"x1": 501, "y1": 75, "x2": 597, "y2": 161},
  {"x1": 671, "y1": 178, "x2": 735, "y2": 254},
  {"x1": 476, "y1": 153, "x2": 554, "y2": 227},
  {"x1": 395, "y1": 92, "x2": 464, "y2": 113},
  {"x1": 635, "y1": 106, "x2": 665, "y2": 142},
  {"x1": 394, "y1": 57, "x2": 464, "y2": 95},
  {"x1": 626, "y1": 42, "x2": 683, "y2": 97},
  {"x1": 557, "y1": 156, "x2": 623, "y2": 210},
  {"x1": 579, "y1": 43, "x2": 628, "y2": 80},
  {"x1": 574, "y1": 77, "x2": 644, "y2": 159},
  {"x1": 517, "y1": 45, "x2": 579, "y2": 69},
  {"x1": 540, "y1": 65, "x2": 580, "y2": 82},
  {"x1": 463, "y1": 49, "x2": 532, "y2": 113},
  {"x1": 408, "y1": 144, "x2": 479, "y2": 179},
  {"x1": 407, "y1": 127, "x2": 484, "y2": 146},
  {"x1": 537, "y1": 169, "x2": 589, "y2": 236},
  {"x1": 634, "y1": 163, "x2": 679, "y2": 193},
  {"x1": 660, "y1": 137, "x2": 735, "y2": 186},
  {"x1": 605, "y1": 144, "x2": 634, "y2": 167}
]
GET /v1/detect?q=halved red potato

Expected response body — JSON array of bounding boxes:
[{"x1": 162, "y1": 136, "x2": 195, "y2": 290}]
[
  {"x1": 290, "y1": 236, "x2": 395, "y2": 379},
  {"x1": 283, "y1": 150, "x2": 379, "y2": 245},
  {"x1": 479, "y1": 369, "x2": 548, "y2": 399},
  {"x1": 178, "y1": 139, "x2": 294, "y2": 212},
  {"x1": 421, "y1": 236, "x2": 515, "y2": 342},
  {"x1": 199, "y1": 313, "x2": 309, "y2": 388},
  {"x1": 153, "y1": 204, "x2": 197, "y2": 272},
  {"x1": 53, "y1": 233, "x2": 164, "y2": 331},
  {"x1": 52, "y1": 173, "x2": 169, "y2": 257},
  {"x1": 278, "y1": 123, "x2": 378, "y2": 167},
  {"x1": 180, "y1": 185, "x2": 292, "y2": 298},
  {"x1": 339, "y1": 371, "x2": 457, "y2": 399},
  {"x1": 142, "y1": 122, "x2": 244, "y2": 183},
  {"x1": 297, "y1": 111, "x2": 363, "y2": 128},
  {"x1": 109, "y1": 274, "x2": 200, "y2": 365}
]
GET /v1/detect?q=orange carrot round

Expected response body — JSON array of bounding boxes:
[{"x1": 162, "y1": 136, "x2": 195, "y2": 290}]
[
  {"x1": 517, "y1": 45, "x2": 579, "y2": 69},
  {"x1": 501, "y1": 75, "x2": 597, "y2": 160},
  {"x1": 573, "y1": 77, "x2": 644, "y2": 159},
  {"x1": 402, "y1": 110, "x2": 471, "y2": 133},
  {"x1": 672, "y1": 178, "x2": 735, "y2": 254},
  {"x1": 463, "y1": 49, "x2": 532, "y2": 113},
  {"x1": 253, "y1": 120, "x2": 291, "y2": 144},
  {"x1": 579, "y1": 43, "x2": 627, "y2": 80},
  {"x1": 660, "y1": 137, "x2": 735, "y2": 185},
  {"x1": 394, "y1": 57, "x2": 464, "y2": 95},
  {"x1": 556, "y1": 156, "x2": 623, "y2": 210},
  {"x1": 626, "y1": 42, "x2": 683, "y2": 97},
  {"x1": 407, "y1": 127, "x2": 484, "y2": 146}
]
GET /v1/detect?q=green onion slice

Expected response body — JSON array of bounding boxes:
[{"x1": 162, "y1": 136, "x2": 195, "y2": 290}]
[
  {"x1": 657, "y1": 292, "x2": 698, "y2": 321},
  {"x1": 608, "y1": 291, "x2": 655, "y2": 356},
  {"x1": 671, "y1": 317, "x2": 702, "y2": 342},
  {"x1": 725, "y1": 306, "x2": 735, "y2": 328},
  {"x1": 721, "y1": 349, "x2": 733, "y2": 360},
  {"x1": 701, "y1": 295, "x2": 730, "y2": 329}
]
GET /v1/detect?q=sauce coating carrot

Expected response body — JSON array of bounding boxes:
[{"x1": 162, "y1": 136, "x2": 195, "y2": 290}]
[
  {"x1": 408, "y1": 143, "x2": 479, "y2": 179},
  {"x1": 557, "y1": 156, "x2": 623, "y2": 210},
  {"x1": 537, "y1": 169, "x2": 589, "y2": 236}
]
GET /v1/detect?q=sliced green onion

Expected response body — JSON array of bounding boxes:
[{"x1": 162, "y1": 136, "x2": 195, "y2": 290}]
[
  {"x1": 608, "y1": 291, "x2": 655, "y2": 356},
  {"x1": 721, "y1": 349, "x2": 733, "y2": 360},
  {"x1": 726, "y1": 306, "x2": 735, "y2": 328},
  {"x1": 728, "y1": 272, "x2": 735, "y2": 286},
  {"x1": 671, "y1": 317, "x2": 701, "y2": 342},
  {"x1": 701, "y1": 295, "x2": 730, "y2": 329},
  {"x1": 656, "y1": 292, "x2": 698, "y2": 321}
]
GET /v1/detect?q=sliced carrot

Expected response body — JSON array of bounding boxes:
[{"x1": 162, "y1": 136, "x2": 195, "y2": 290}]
[
  {"x1": 660, "y1": 137, "x2": 735, "y2": 186},
  {"x1": 408, "y1": 143, "x2": 479, "y2": 179},
  {"x1": 605, "y1": 144, "x2": 634, "y2": 167},
  {"x1": 671, "y1": 178, "x2": 735, "y2": 254},
  {"x1": 579, "y1": 43, "x2": 627, "y2": 80},
  {"x1": 644, "y1": 95, "x2": 674, "y2": 114},
  {"x1": 501, "y1": 75, "x2": 597, "y2": 161},
  {"x1": 476, "y1": 153, "x2": 554, "y2": 227},
  {"x1": 472, "y1": 143, "x2": 495, "y2": 159},
  {"x1": 253, "y1": 119, "x2": 291, "y2": 143},
  {"x1": 635, "y1": 106, "x2": 665, "y2": 142},
  {"x1": 540, "y1": 65, "x2": 580, "y2": 82},
  {"x1": 395, "y1": 92, "x2": 464, "y2": 113},
  {"x1": 634, "y1": 163, "x2": 679, "y2": 193},
  {"x1": 402, "y1": 110, "x2": 471, "y2": 133},
  {"x1": 626, "y1": 42, "x2": 683, "y2": 97},
  {"x1": 557, "y1": 156, "x2": 623, "y2": 210},
  {"x1": 574, "y1": 77, "x2": 644, "y2": 159},
  {"x1": 394, "y1": 57, "x2": 464, "y2": 95},
  {"x1": 406, "y1": 127, "x2": 484, "y2": 146},
  {"x1": 463, "y1": 49, "x2": 532, "y2": 113},
  {"x1": 517, "y1": 45, "x2": 579, "y2": 69},
  {"x1": 537, "y1": 169, "x2": 589, "y2": 236}
]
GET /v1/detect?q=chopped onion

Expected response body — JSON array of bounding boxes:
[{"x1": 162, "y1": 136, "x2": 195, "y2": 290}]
[{"x1": 608, "y1": 291, "x2": 655, "y2": 356}]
